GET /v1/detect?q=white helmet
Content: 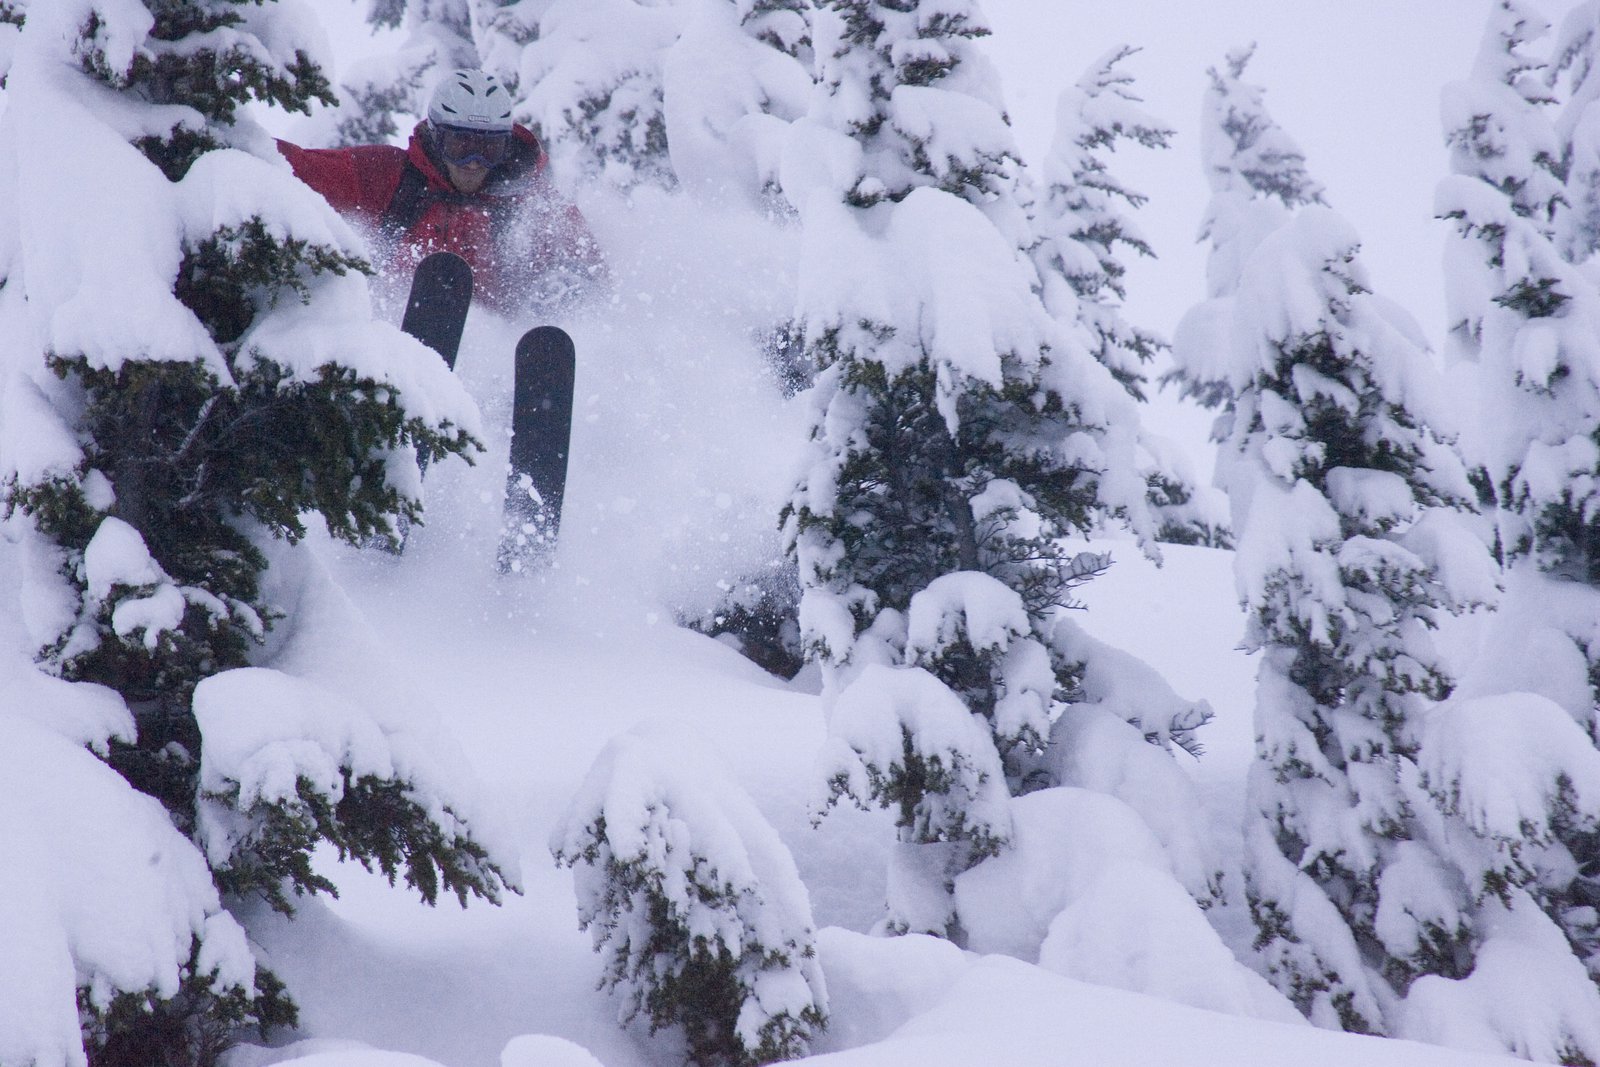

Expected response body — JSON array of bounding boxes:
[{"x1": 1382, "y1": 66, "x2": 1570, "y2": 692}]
[{"x1": 427, "y1": 69, "x2": 514, "y2": 132}]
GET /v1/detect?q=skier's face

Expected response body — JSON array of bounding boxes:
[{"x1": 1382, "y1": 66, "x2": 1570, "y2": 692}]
[
  {"x1": 444, "y1": 158, "x2": 491, "y2": 194},
  {"x1": 432, "y1": 122, "x2": 510, "y2": 194}
]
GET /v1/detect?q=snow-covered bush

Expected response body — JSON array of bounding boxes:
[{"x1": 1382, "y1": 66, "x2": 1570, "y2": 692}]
[
  {"x1": 951, "y1": 787, "x2": 1301, "y2": 1025},
  {"x1": 817, "y1": 662, "x2": 1014, "y2": 936},
  {"x1": 552, "y1": 727, "x2": 828, "y2": 1066},
  {"x1": 1045, "y1": 611, "x2": 1214, "y2": 764},
  {"x1": 684, "y1": 557, "x2": 807, "y2": 679},
  {"x1": 0, "y1": 2, "x2": 506, "y2": 1061},
  {"x1": 737, "y1": 0, "x2": 811, "y2": 60},
  {"x1": 1040, "y1": 619, "x2": 1215, "y2": 886}
]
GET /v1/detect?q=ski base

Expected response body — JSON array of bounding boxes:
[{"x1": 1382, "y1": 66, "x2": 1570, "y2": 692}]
[
  {"x1": 384, "y1": 252, "x2": 474, "y2": 554},
  {"x1": 497, "y1": 325, "x2": 576, "y2": 574},
  {"x1": 400, "y1": 251, "x2": 473, "y2": 371}
]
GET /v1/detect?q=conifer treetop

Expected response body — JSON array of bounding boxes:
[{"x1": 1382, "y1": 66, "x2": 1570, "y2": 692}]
[
  {"x1": 1202, "y1": 45, "x2": 1325, "y2": 212},
  {"x1": 1443, "y1": 0, "x2": 1564, "y2": 229},
  {"x1": 812, "y1": 0, "x2": 1018, "y2": 208}
]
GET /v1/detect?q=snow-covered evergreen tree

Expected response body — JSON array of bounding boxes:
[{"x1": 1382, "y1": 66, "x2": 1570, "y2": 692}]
[
  {"x1": 784, "y1": 0, "x2": 1175, "y2": 937},
  {"x1": 1199, "y1": 45, "x2": 1327, "y2": 245},
  {"x1": 1440, "y1": 0, "x2": 1566, "y2": 373},
  {"x1": 662, "y1": 0, "x2": 814, "y2": 203},
  {"x1": 1169, "y1": 46, "x2": 1325, "y2": 416},
  {"x1": 1223, "y1": 205, "x2": 1487, "y2": 1035},
  {"x1": 1420, "y1": 8, "x2": 1600, "y2": 1052},
  {"x1": 553, "y1": 727, "x2": 828, "y2": 1067},
  {"x1": 1441, "y1": 0, "x2": 1600, "y2": 611},
  {"x1": 1029, "y1": 45, "x2": 1226, "y2": 548},
  {"x1": 335, "y1": 0, "x2": 480, "y2": 146},
  {"x1": 0, "y1": 2, "x2": 506, "y2": 1060},
  {"x1": 1473, "y1": 0, "x2": 1600, "y2": 583},
  {"x1": 1161, "y1": 34, "x2": 1600, "y2": 1056},
  {"x1": 1551, "y1": 0, "x2": 1600, "y2": 264},
  {"x1": 512, "y1": 0, "x2": 686, "y2": 192},
  {"x1": 1029, "y1": 45, "x2": 1169, "y2": 401},
  {"x1": 802, "y1": 0, "x2": 1019, "y2": 212}
]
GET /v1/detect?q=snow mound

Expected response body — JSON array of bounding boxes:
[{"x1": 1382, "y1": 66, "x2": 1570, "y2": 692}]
[
  {"x1": 808, "y1": 927, "x2": 971, "y2": 1054},
  {"x1": 500, "y1": 1034, "x2": 605, "y2": 1067},
  {"x1": 802, "y1": 954, "x2": 1523, "y2": 1067},
  {"x1": 952, "y1": 787, "x2": 1295, "y2": 1023},
  {"x1": 1400, "y1": 892, "x2": 1600, "y2": 1063}
]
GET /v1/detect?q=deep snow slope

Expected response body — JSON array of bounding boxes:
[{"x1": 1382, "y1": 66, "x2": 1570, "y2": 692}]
[
  {"x1": 240, "y1": 474, "x2": 1525, "y2": 1067},
  {"x1": 0, "y1": 299, "x2": 1526, "y2": 1067},
  {"x1": 223, "y1": 291, "x2": 1514, "y2": 1065}
]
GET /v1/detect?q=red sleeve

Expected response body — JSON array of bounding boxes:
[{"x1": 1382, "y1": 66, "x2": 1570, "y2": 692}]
[{"x1": 276, "y1": 140, "x2": 406, "y2": 225}]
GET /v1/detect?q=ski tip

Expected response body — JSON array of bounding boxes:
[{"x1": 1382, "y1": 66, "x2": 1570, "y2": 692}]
[
  {"x1": 413, "y1": 251, "x2": 473, "y2": 291},
  {"x1": 514, "y1": 325, "x2": 576, "y2": 363},
  {"x1": 418, "y1": 250, "x2": 470, "y2": 271},
  {"x1": 523, "y1": 324, "x2": 572, "y2": 344}
]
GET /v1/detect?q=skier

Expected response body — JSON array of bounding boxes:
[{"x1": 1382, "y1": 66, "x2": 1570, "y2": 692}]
[{"x1": 278, "y1": 68, "x2": 606, "y2": 315}]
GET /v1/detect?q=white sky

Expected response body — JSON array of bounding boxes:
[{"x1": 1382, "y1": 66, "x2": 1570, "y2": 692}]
[
  {"x1": 303, "y1": 0, "x2": 1578, "y2": 355},
  {"x1": 981, "y1": 0, "x2": 1572, "y2": 353}
]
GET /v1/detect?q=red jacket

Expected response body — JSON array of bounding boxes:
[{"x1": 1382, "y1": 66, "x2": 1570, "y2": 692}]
[{"x1": 278, "y1": 124, "x2": 606, "y2": 314}]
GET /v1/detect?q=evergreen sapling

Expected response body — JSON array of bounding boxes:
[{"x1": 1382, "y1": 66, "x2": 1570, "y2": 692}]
[{"x1": 553, "y1": 728, "x2": 828, "y2": 1067}]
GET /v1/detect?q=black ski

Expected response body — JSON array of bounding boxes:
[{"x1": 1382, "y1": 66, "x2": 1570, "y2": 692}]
[
  {"x1": 400, "y1": 251, "x2": 472, "y2": 370},
  {"x1": 385, "y1": 252, "x2": 473, "y2": 551},
  {"x1": 498, "y1": 325, "x2": 576, "y2": 574},
  {"x1": 403, "y1": 251, "x2": 471, "y2": 487}
]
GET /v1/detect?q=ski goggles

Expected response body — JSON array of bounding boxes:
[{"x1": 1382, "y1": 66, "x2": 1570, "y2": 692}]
[{"x1": 434, "y1": 124, "x2": 512, "y2": 168}]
